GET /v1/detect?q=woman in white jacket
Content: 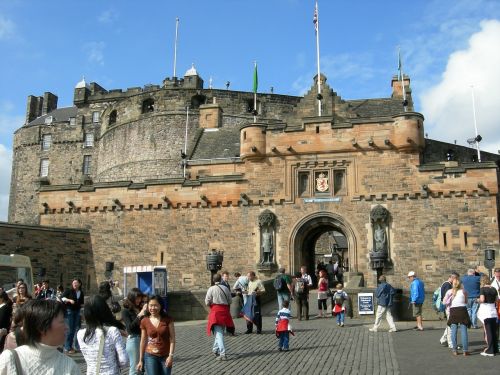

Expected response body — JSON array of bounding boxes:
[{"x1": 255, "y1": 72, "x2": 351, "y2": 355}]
[{"x1": 77, "y1": 295, "x2": 128, "y2": 375}]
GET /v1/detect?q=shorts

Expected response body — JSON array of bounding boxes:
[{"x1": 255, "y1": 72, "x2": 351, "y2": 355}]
[{"x1": 412, "y1": 303, "x2": 423, "y2": 317}]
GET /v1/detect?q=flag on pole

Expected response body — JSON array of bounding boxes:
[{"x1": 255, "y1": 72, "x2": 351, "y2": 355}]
[
  {"x1": 313, "y1": 1, "x2": 318, "y2": 33},
  {"x1": 398, "y1": 49, "x2": 403, "y2": 81},
  {"x1": 253, "y1": 61, "x2": 258, "y2": 93}
]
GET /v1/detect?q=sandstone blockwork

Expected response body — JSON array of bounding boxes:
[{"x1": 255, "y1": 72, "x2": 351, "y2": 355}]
[
  {"x1": 0, "y1": 222, "x2": 92, "y2": 290},
  {"x1": 6, "y1": 69, "x2": 500, "y2": 293}
]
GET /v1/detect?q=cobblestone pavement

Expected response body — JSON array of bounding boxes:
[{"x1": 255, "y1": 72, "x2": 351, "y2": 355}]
[{"x1": 73, "y1": 301, "x2": 499, "y2": 374}]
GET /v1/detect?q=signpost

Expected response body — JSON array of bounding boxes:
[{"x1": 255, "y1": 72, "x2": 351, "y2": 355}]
[{"x1": 358, "y1": 292, "x2": 374, "y2": 315}]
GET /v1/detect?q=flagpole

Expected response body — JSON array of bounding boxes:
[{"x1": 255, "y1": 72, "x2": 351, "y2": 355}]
[
  {"x1": 398, "y1": 47, "x2": 407, "y2": 112},
  {"x1": 173, "y1": 17, "x2": 180, "y2": 78},
  {"x1": 183, "y1": 106, "x2": 189, "y2": 178},
  {"x1": 470, "y1": 86, "x2": 481, "y2": 162},
  {"x1": 254, "y1": 61, "x2": 257, "y2": 123},
  {"x1": 314, "y1": 0, "x2": 322, "y2": 116}
]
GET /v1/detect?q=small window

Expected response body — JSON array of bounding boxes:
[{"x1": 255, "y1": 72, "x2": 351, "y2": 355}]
[
  {"x1": 42, "y1": 134, "x2": 52, "y2": 151},
  {"x1": 92, "y1": 111, "x2": 100, "y2": 123},
  {"x1": 84, "y1": 133, "x2": 94, "y2": 148},
  {"x1": 44, "y1": 116, "x2": 53, "y2": 125},
  {"x1": 298, "y1": 172, "x2": 310, "y2": 197},
  {"x1": 443, "y1": 232, "x2": 448, "y2": 247},
  {"x1": 334, "y1": 170, "x2": 346, "y2": 195},
  {"x1": 69, "y1": 117, "x2": 76, "y2": 126},
  {"x1": 464, "y1": 232, "x2": 468, "y2": 247},
  {"x1": 83, "y1": 155, "x2": 92, "y2": 175},
  {"x1": 40, "y1": 159, "x2": 49, "y2": 177},
  {"x1": 109, "y1": 110, "x2": 117, "y2": 125},
  {"x1": 142, "y1": 98, "x2": 155, "y2": 113}
]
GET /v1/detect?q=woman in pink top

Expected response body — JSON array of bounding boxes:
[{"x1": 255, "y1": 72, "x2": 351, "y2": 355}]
[
  {"x1": 443, "y1": 279, "x2": 471, "y2": 356},
  {"x1": 317, "y1": 270, "x2": 329, "y2": 318}
]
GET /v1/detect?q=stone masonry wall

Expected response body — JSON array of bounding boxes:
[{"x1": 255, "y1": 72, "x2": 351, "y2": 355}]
[{"x1": 0, "y1": 222, "x2": 92, "y2": 291}]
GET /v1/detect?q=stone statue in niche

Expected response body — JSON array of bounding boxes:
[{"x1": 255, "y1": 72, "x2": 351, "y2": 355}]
[
  {"x1": 370, "y1": 205, "x2": 389, "y2": 254},
  {"x1": 258, "y1": 210, "x2": 277, "y2": 264}
]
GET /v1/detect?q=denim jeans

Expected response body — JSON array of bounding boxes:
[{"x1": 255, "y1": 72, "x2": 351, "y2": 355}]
[
  {"x1": 277, "y1": 292, "x2": 291, "y2": 311},
  {"x1": 64, "y1": 309, "x2": 80, "y2": 351},
  {"x1": 126, "y1": 335, "x2": 140, "y2": 375},
  {"x1": 336, "y1": 311, "x2": 345, "y2": 325},
  {"x1": 212, "y1": 325, "x2": 226, "y2": 355},
  {"x1": 450, "y1": 323, "x2": 469, "y2": 352},
  {"x1": 466, "y1": 297, "x2": 479, "y2": 327},
  {"x1": 278, "y1": 332, "x2": 289, "y2": 349},
  {"x1": 144, "y1": 352, "x2": 172, "y2": 375}
]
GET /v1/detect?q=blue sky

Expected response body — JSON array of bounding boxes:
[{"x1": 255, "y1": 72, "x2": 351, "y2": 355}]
[{"x1": 1, "y1": 0, "x2": 500, "y2": 221}]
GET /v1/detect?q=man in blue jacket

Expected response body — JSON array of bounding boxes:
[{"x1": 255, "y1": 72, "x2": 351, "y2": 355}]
[
  {"x1": 408, "y1": 271, "x2": 425, "y2": 331},
  {"x1": 369, "y1": 275, "x2": 397, "y2": 332},
  {"x1": 461, "y1": 268, "x2": 481, "y2": 329}
]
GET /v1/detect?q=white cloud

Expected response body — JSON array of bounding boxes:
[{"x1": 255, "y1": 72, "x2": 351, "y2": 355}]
[
  {"x1": 98, "y1": 9, "x2": 119, "y2": 24},
  {"x1": 0, "y1": 144, "x2": 12, "y2": 222},
  {"x1": 420, "y1": 20, "x2": 500, "y2": 154},
  {"x1": 83, "y1": 41, "x2": 105, "y2": 65},
  {"x1": 0, "y1": 15, "x2": 15, "y2": 40}
]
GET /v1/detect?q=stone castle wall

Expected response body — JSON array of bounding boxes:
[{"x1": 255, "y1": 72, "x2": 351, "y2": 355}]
[{"x1": 0, "y1": 222, "x2": 92, "y2": 290}]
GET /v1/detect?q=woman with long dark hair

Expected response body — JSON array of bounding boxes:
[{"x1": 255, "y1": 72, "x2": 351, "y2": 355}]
[
  {"x1": 77, "y1": 295, "x2": 128, "y2": 375},
  {"x1": 0, "y1": 299, "x2": 81, "y2": 374},
  {"x1": 137, "y1": 295, "x2": 175, "y2": 375},
  {"x1": 122, "y1": 288, "x2": 147, "y2": 375},
  {"x1": 477, "y1": 275, "x2": 499, "y2": 356}
]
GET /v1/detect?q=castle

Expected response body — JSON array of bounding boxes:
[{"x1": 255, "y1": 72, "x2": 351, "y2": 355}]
[{"x1": 5, "y1": 64, "x2": 500, "y2": 293}]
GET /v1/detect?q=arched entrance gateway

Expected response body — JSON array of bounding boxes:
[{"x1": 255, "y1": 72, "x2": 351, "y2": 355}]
[{"x1": 289, "y1": 212, "x2": 358, "y2": 280}]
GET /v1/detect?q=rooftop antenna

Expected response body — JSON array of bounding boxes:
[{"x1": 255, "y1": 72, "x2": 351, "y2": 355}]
[{"x1": 173, "y1": 17, "x2": 180, "y2": 78}]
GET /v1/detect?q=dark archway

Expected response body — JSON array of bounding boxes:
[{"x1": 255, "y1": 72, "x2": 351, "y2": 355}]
[{"x1": 289, "y1": 212, "x2": 358, "y2": 277}]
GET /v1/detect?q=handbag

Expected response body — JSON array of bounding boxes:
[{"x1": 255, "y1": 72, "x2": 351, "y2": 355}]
[
  {"x1": 9, "y1": 349, "x2": 23, "y2": 375},
  {"x1": 111, "y1": 301, "x2": 122, "y2": 314}
]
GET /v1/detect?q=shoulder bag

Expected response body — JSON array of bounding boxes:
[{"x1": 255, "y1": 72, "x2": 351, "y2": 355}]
[{"x1": 9, "y1": 349, "x2": 23, "y2": 375}]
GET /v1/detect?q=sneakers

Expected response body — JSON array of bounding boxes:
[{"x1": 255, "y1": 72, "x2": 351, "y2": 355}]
[
  {"x1": 216, "y1": 354, "x2": 227, "y2": 360},
  {"x1": 340, "y1": 322, "x2": 344, "y2": 327},
  {"x1": 388, "y1": 328, "x2": 397, "y2": 333},
  {"x1": 369, "y1": 328, "x2": 378, "y2": 332},
  {"x1": 480, "y1": 352, "x2": 494, "y2": 357},
  {"x1": 213, "y1": 351, "x2": 220, "y2": 357}
]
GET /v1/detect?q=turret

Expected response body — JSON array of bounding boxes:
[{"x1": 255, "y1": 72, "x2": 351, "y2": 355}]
[
  {"x1": 392, "y1": 112, "x2": 425, "y2": 151},
  {"x1": 183, "y1": 64, "x2": 204, "y2": 89},
  {"x1": 240, "y1": 123, "x2": 267, "y2": 160},
  {"x1": 73, "y1": 77, "x2": 90, "y2": 106}
]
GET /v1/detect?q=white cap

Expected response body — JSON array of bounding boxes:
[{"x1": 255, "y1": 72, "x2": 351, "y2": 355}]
[{"x1": 407, "y1": 271, "x2": 416, "y2": 277}]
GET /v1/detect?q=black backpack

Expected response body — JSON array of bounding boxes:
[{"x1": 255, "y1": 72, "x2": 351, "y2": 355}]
[{"x1": 273, "y1": 275, "x2": 287, "y2": 291}]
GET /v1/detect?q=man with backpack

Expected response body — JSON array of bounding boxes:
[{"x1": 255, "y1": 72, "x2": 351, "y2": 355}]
[
  {"x1": 438, "y1": 272, "x2": 458, "y2": 347},
  {"x1": 294, "y1": 271, "x2": 309, "y2": 320},
  {"x1": 274, "y1": 268, "x2": 293, "y2": 311}
]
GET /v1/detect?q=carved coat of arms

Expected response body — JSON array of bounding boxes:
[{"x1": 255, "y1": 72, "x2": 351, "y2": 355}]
[{"x1": 316, "y1": 172, "x2": 329, "y2": 192}]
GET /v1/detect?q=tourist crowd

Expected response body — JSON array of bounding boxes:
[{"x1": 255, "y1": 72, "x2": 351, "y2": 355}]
[{"x1": 0, "y1": 265, "x2": 498, "y2": 374}]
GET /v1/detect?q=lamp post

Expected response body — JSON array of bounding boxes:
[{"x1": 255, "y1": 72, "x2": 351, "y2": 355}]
[
  {"x1": 484, "y1": 248, "x2": 496, "y2": 280},
  {"x1": 206, "y1": 249, "x2": 223, "y2": 285}
]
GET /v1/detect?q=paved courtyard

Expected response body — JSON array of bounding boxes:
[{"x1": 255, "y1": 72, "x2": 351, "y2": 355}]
[{"x1": 74, "y1": 301, "x2": 499, "y2": 374}]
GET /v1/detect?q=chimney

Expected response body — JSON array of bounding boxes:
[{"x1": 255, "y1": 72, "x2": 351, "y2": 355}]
[
  {"x1": 42, "y1": 92, "x2": 58, "y2": 116},
  {"x1": 391, "y1": 75, "x2": 410, "y2": 99},
  {"x1": 25, "y1": 95, "x2": 43, "y2": 124}
]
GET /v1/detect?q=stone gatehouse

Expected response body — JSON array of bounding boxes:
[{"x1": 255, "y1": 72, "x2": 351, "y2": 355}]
[{"x1": 7, "y1": 65, "x2": 500, "y2": 292}]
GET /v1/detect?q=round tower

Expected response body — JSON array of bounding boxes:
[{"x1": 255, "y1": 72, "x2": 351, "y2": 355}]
[
  {"x1": 240, "y1": 123, "x2": 267, "y2": 160},
  {"x1": 392, "y1": 112, "x2": 425, "y2": 151}
]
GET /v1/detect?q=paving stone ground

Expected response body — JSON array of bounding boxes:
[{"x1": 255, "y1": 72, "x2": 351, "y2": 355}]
[{"x1": 73, "y1": 300, "x2": 499, "y2": 374}]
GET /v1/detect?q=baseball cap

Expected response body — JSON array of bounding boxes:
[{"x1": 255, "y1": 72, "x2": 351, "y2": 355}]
[
  {"x1": 407, "y1": 271, "x2": 416, "y2": 277},
  {"x1": 494, "y1": 267, "x2": 500, "y2": 272}
]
